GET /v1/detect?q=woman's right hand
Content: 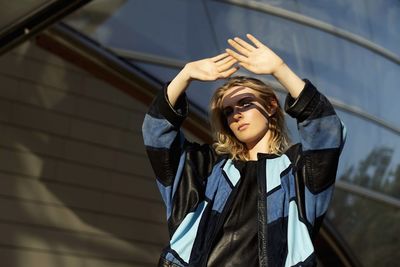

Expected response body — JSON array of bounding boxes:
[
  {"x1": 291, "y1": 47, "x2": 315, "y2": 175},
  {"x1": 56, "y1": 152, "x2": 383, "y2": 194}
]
[
  {"x1": 182, "y1": 53, "x2": 239, "y2": 81},
  {"x1": 167, "y1": 53, "x2": 238, "y2": 107}
]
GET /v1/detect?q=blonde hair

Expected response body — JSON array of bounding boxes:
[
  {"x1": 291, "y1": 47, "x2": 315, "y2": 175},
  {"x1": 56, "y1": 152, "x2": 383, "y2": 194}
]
[{"x1": 209, "y1": 76, "x2": 290, "y2": 161}]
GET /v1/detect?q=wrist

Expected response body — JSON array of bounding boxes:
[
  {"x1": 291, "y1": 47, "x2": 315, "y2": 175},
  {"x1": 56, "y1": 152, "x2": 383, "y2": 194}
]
[
  {"x1": 181, "y1": 64, "x2": 194, "y2": 82},
  {"x1": 271, "y1": 62, "x2": 305, "y2": 98},
  {"x1": 271, "y1": 62, "x2": 287, "y2": 78}
]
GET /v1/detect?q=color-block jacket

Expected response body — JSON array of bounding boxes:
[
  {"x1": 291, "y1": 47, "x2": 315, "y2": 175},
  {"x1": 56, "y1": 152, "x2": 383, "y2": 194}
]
[{"x1": 142, "y1": 79, "x2": 346, "y2": 267}]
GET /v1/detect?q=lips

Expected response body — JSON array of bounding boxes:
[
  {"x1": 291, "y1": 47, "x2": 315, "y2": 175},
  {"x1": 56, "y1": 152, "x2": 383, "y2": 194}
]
[{"x1": 237, "y1": 123, "x2": 249, "y2": 131}]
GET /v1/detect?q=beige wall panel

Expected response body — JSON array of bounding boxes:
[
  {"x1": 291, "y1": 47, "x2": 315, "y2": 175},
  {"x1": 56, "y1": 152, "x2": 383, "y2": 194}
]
[
  {"x1": 23, "y1": 55, "x2": 84, "y2": 92},
  {"x1": 0, "y1": 198, "x2": 99, "y2": 233},
  {"x1": 62, "y1": 139, "x2": 117, "y2": 169},
  {"x1": 0, "y1": 98, "x2": 12, "y2": 122},
  {"x1": 0, "y1": 40, "x2": 168, "y2": 267},
  {"x1": 81, "y1": 76, "x2": 147, "y2": 112},
  {"x1": 0, "y1": 53, "x2": 28, "y2": 77},
  {"x1": 102, "y1": 193, "x2": 164, "y2": 223},
  {"x1": 114, "y1": 151, "x2": 154, "y2": 177},
  {"x1": 0, "y1": 247, "x2": 153, "y2": 267},
  {"x1": 11, "y1": 103, "x2": 71, "y2": 135},
  {"x1": 75, "y1": 97, "x2": 132, "y2": 129},
  {"x1": 0, "y1": 174, "x2": 103, "y2": 211},
  {"x1": 107, "y1": 173, "x2": 159, "y2": 201},
  {"x1": 0, "y1": 118, "x2": 146, "y2": 163},
  {"x1": 0, "y1": 221, "x2": 161, "y2": 264},
  {"x1": 119, "y1": 130, "x2": 148, "y2": 155},
  {"x1": 0, "y1": 172, "x2": 165, "y2": 224},
  {"x1": 0, "y1": 123, "x2": 67, "y2": 157},
  {"x1": 128, "y1": 112, "x2": 147, "y2": 131},
  {"x1": 52, "y1": 161, "x2": 109, "y2": 190},
  {"x1": 69, "y1": 118, "x2": 122, "y2": 148},
  {"x1": 0, "y1": 197, "x2": 166, "y2": 242},
  {"x1": 12, "y1": 41, "x2": 83, "y2": 73},
  {"x1": 0, "y1": 163, "x2": 158, "y2": 204},
  {"x1": 0, "y1": 74, "x2": 19, "y2": 99},
  {"x1": 0, "y1": 247, "x2": 86, "y2": 267},
  {"x1": 17, "y1": 81, "x2": 77, "y2": 115},
  {"x1": 0, "y1": 148, "x2": 58, "y2": 178},
  {"x1": 55, "y1": 161, "x2": 111, "y2": 189}
]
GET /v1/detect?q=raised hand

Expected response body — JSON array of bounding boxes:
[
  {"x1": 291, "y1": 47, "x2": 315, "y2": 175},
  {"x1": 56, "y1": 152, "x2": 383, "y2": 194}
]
[
  {"x1": 167, "y1": 53, "x2": 238, "y2": 107},
  {"x1": 227, "y1": 33, "x2": 305, "y2": 98},
  {"x1": 183, "y1": 53, "x2": 239, "y2": 81},
  {"x1": 226, "y1": 34, "x2": 284, "y2": 75}
]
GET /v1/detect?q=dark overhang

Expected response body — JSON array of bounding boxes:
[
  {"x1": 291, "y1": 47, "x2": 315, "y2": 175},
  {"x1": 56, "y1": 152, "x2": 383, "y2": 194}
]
[{"x1": 0, "y1": 0, "x2": 91, "y2": 56}]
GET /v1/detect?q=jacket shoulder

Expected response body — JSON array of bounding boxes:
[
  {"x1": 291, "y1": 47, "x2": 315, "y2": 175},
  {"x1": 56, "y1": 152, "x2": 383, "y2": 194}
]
[{"x1": 284, "y1": 143, "x2": 302, "y2": 164}]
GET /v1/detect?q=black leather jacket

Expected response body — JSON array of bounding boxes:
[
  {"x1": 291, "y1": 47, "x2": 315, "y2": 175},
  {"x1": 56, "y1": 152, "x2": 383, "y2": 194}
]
[{"x1": 142, "y1": 79, "x2": 346, "y2": 267}]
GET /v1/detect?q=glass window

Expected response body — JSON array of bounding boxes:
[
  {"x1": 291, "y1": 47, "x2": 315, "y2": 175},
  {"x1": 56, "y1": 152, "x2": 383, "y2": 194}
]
[
  {"x1": 329, "y1": 188, "x2": 400, "y2": 267},
  {"x1": 63, "y1": 1, "x2": 400, "y2": 264},
  {"x1": 254, "y1": 0, "x2": 400, "y2": 55}
]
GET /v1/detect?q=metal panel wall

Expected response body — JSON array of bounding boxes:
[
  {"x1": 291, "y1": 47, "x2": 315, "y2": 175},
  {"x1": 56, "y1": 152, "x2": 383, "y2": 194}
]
[{"x1": 0, "y1": 40, "x2": 167, "y2": 267}]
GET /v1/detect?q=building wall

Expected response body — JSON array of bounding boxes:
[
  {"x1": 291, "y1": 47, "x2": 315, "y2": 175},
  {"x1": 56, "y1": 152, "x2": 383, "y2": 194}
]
[
  {"x1": 63, "y1": 1, "x2": 400, "y2": 266},
  {"x1": 0, "y1": 41, "x2": 169, "y2": 266}
]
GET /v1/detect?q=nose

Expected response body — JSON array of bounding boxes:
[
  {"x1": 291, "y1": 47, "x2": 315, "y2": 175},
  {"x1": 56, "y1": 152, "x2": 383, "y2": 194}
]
[{"x1": 232, "y1": 107, "x2": 243, "y2": 121}]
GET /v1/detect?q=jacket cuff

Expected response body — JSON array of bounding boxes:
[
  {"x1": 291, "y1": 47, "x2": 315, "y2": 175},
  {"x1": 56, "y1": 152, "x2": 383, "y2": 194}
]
[
  {"x1": 156, "y1": 82, "x2": 188, "y2": 127},
  {"x1": 284, "y1": 79, "x2": 318, "y2": 121}
]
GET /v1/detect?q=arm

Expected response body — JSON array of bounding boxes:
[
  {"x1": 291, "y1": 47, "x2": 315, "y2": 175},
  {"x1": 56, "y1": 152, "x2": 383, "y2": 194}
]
[
  {"x1": 225, "y1": 33, "x2": 305, "y2": 98},
  {"x1": 285, "y1": 80, "x2": 346, "y2": 234},
  {"x1": 167, "y1": 53, "x2": 238, "y2": 106},
  {"x1": 285, "y1": 80, "x2": 346, "y2": 192},
  {"x1": 227, "y1": 34, "x2": 346, "y2": 227},
  {"x1": 144, "y1": 52, "x2": 238, "y2": 184},
  {"x1": 225, "y1": 34, "x2": 346, "y2": 186},
  {"x1": 142, "y1": 53, "x2": 238, "y2": 226}
]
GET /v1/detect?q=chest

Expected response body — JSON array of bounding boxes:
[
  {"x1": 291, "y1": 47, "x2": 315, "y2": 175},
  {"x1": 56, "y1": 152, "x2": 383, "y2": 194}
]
[{"x1": 204, "y1": 156, "x2": 294, "y2": 216}]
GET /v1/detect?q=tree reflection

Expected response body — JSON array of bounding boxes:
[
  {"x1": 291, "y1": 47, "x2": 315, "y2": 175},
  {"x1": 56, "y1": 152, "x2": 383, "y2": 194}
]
[
  {"x1": 329, "y1": 146, "x2": 400, "y2": 267},
  {"x1": 340, "y1": 147, "x2": 400, "y2": 197}
]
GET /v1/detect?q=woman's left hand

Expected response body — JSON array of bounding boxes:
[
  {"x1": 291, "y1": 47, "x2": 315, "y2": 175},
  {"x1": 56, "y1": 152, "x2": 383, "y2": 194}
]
[{"x1": 226, "y1": 34, "x2": 285, "y2": 75}]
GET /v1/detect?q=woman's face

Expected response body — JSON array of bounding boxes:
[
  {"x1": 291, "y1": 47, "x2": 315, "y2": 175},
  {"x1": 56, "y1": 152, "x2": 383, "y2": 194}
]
[{"x1": 221, "y1": 86, "x2": 272, "y2": 148}]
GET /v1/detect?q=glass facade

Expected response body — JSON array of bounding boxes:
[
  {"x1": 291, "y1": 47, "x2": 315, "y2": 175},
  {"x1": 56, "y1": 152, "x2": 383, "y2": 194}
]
[
  {"x1": 253, "y1": 0, "x2": 400, "y2": 55},
  {"x1": 64, "y1": 1, "x2": 400, "y2": 266}
]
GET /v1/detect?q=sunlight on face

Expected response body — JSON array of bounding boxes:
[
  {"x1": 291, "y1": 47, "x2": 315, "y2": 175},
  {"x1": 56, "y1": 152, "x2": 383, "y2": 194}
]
[{"x1": 221, "y1": 86, "x2": 271, "y2": 148}]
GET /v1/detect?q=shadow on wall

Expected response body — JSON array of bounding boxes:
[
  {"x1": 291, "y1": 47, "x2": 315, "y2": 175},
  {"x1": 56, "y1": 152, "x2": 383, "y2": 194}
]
[{"x1": 0, "y1": 41, "x2": 166, "y2": 266}]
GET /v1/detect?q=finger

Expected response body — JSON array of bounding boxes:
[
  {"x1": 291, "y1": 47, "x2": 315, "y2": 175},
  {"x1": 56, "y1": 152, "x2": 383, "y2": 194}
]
[
  {"x1": 217, "y1": 58, "x2": 237, "y2": 72},
  {"x1": 219, "y1": 66, "x2": 239, "y2": 78},
  {"x1": 216, "y1": 55, "x2": 236, "y2": 66},
  {"x1": 227, "y1": 39, "x2": 250, "y2": 56},
  {"x1": 246, "y1": 34, "x2": 264, "y2": 48},
  {"x1": 239, "y1": 62, "x2": 252, "y2": 70},
  {"x1": 211, "y1": 52, "x2": 229, "y2": 62},
  {"x1": 226, "y1": 48, "x2": 248, "y2": 62},
  {"x1": 233, "y1": 37, "x2": 255, "y2": 51}
]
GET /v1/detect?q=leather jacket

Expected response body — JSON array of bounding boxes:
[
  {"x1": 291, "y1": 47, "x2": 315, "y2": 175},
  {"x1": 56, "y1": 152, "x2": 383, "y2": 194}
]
[{"x1": 142, "y1": 79, "x2": 346, "y2": 267}]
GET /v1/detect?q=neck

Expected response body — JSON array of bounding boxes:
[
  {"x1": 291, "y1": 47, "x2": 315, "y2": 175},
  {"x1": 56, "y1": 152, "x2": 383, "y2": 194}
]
[{"x1": 246, "y1": 131, "x2": 272, "y2": 160}]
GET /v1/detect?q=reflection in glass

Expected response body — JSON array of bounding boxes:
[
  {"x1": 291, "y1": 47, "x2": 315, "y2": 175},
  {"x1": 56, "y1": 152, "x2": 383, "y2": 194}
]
[
  {"x1": 62, "y1": 1, "x2": 400, "y2": 265},
  {"x1": 329, "y1": 188, "x2": 400, "y2": 267},
  {"x1": 255, "y1": 0, "x2": 400, "y2": 55}
]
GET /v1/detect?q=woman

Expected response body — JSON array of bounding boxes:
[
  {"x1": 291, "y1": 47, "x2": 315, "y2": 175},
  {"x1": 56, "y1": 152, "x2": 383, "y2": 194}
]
[{"x1": 142, "y1": 34, "x2": 346, "y2": 267}]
